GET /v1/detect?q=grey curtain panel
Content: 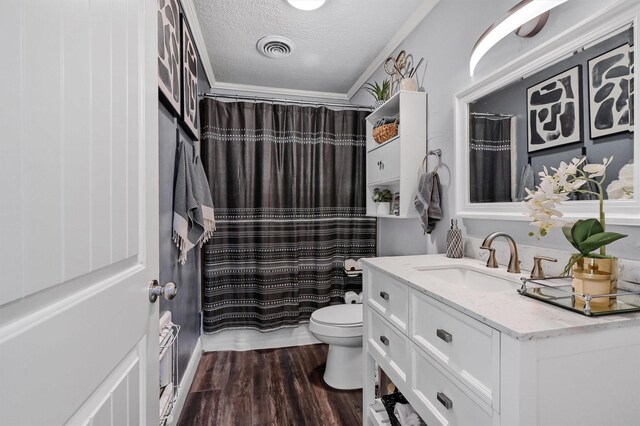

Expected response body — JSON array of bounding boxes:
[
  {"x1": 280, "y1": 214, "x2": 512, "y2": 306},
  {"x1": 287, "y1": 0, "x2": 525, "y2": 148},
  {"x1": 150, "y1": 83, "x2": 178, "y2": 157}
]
[
  {"x1": 199, "y1": 99, "x2": 376, "y2": 333},
  {"x1": 469, "y1": 115, "x2": 513, "y2": 203}
]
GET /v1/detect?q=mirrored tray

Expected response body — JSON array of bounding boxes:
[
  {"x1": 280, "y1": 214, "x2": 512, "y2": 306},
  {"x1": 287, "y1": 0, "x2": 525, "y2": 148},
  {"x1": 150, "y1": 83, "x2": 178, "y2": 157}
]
[{"x1": 518, "y1": 277, "x2": 640, "y2": 316}]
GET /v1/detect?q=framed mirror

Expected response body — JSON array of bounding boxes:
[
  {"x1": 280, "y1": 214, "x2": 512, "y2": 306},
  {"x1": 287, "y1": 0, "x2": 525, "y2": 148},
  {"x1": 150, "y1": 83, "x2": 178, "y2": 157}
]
[{"x1": 455, "y1": 1, "x2": 639, "y2": 225}]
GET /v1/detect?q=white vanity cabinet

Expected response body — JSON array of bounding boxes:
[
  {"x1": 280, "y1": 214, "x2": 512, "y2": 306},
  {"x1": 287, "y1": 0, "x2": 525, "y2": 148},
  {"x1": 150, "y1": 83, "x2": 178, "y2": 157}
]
[
  {"x1": 362, "y1": 259, "x2": 640, "y2": 426},
  {"x1": 365, "y1": 91, "x2": 426, "y2": 218}
]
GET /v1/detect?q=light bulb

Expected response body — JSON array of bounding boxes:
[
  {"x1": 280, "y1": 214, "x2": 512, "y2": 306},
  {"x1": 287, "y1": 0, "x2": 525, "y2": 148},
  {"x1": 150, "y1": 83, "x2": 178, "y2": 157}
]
[{"x1": 287, "y1": 0, "x2": 326, "y2": 11}]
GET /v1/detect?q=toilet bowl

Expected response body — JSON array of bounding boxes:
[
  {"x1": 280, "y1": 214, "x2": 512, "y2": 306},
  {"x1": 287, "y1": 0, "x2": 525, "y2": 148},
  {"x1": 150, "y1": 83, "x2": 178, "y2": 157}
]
[{"x1": 309, "y1": 303, "x2": 363, "y2": 390}]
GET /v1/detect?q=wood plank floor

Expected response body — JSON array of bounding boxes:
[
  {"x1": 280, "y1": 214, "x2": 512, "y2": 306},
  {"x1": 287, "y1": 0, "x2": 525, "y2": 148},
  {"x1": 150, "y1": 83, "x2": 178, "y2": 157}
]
[{"x1": 177, "y1": 344, "x2": 363, "y2": 426}]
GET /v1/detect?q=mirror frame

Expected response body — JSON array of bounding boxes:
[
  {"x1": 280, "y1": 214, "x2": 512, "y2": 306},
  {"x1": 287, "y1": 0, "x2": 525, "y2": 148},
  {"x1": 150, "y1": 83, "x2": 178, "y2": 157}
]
[{"x1": 455, "y1": 0, "x2": 640, "y2": 226}]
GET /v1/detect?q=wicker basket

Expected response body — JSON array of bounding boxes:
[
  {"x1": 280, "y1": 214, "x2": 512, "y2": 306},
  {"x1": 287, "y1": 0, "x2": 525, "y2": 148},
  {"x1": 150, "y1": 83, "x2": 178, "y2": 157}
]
[
  {"x1": 372, "y1": 119, "x2": 399, "y2": 144},
  {"x1": 380, "y1": 392, "x2": 408, "y2": 426}
]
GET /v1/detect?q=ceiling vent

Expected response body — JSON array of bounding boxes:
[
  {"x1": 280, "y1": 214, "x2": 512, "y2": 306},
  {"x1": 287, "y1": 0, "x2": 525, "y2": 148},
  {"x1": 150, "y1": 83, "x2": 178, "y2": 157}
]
[{"x1": 257, "y1": 36, "x2": 295, "y2": 59}]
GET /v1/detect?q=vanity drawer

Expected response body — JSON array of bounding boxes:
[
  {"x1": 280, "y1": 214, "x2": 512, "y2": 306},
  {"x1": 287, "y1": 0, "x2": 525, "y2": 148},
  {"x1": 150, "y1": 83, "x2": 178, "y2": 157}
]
[
  {"x1": 367, "y1": 138, "x2": 400, "y2": 183},
  {"x1": 410, "y1": 290, "x2": 499, "y2": 409},
  {"x1": 410, "y1": 347, "x2": 493, "y2": 426},
  {"x1": 367, "y1": 309, "x2": 409, "y2": 386},
  {"x1": 366, "y1": 268, "x2": 409, "y2": 332}
]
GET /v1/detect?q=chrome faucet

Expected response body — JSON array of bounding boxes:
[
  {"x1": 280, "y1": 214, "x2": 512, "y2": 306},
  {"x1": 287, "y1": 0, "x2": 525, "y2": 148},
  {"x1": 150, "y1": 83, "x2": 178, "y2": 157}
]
[{"x1": 480, "y1": 232, "x2": 521, "y2": 273}]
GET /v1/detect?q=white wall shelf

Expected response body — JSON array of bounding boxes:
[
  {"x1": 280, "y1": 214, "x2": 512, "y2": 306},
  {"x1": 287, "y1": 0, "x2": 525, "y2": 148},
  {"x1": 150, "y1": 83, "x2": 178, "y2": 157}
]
[{"x1": 366, "y1": 91, "x2": 426, "y2": 218}]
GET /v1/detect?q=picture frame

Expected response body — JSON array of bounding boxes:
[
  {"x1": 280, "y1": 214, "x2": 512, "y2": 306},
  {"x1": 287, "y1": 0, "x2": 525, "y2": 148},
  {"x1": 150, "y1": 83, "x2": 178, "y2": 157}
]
[
  {"x1": 158, "y1": 0, "x2": 181, "y2": 116},
  {"x1": 527, "y1": 65, "x2": 582, "y2": 153},
  {"x1": 181, "y1": 17, "x2": 199, "y2": 140},
  {"x1": 588, "y1": 43, "x2": 634, "y2": 138}
]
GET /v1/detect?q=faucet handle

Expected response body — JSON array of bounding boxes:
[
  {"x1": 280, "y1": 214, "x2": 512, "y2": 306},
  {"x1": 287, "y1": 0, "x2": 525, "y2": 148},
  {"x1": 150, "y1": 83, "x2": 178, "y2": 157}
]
[
  {"x1": 530, "y1": 256, "x2": 557, "y2": 279},
  {"x1": 479, "y1": 246, "x2": 498, "y2": 268}
]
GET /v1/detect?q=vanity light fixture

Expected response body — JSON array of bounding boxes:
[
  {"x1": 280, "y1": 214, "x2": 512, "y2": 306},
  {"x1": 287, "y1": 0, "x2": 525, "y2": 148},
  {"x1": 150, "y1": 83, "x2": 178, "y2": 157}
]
[
  {"x1": 287, "y1": 0, "x2": 326, "y2": 11},
  {"x1": 470, "y1": 0, "x2": 567, "y2": 77}
]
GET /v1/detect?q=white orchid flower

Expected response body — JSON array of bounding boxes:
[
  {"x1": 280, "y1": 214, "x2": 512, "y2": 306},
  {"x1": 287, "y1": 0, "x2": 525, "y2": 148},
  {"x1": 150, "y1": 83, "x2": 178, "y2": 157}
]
[
  {"x1": 606, "y1": 163, "x2": 634, "y2": 199},
  {"x1": 618, "y1": 163, "x2": 634, "y2": 181},
  {"x1": 583, "y1": 156, "x2": 613, "y2": 178},
  {"x1": 583, "y1": 163, "x2": 606, "y2": 178}
]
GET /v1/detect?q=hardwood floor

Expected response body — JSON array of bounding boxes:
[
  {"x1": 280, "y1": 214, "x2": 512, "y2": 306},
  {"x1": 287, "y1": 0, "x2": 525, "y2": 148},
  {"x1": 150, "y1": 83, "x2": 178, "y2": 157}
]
[{"x1": 177, "y1": 344, "x2": 363, "y2": 426}]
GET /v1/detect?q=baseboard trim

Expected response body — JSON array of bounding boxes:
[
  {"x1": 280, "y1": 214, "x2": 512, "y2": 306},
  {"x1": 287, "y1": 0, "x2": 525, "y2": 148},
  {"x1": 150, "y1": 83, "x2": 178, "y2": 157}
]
[
  {"x1": 167, "y1": 337, "x2": 202, "y2": 426},
  {"x1": 201, "y1": 324, "x2": 321, "y2": 352}
]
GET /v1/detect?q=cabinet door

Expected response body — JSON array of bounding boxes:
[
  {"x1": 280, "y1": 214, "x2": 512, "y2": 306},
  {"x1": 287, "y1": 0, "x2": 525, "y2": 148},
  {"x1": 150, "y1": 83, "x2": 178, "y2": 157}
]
[{"x1": 367, "y1": 139, "x2": 400, "y2": 184}]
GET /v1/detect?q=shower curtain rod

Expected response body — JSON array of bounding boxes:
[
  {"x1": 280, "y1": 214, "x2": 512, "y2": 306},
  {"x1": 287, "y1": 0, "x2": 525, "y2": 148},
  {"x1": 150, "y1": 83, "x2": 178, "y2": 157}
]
[
  {"x1": 470, "y1": 112, "x2": 514, "y2": 118},
  {"x1": 200, "y1": 92, "x2": 374, "y2": 110}
]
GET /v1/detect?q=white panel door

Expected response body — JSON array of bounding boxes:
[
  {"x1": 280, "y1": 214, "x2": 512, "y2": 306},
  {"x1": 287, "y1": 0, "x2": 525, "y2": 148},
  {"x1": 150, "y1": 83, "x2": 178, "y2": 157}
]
[{"x1": 0, "y1": 0, "x2": 160, "y2": 425}]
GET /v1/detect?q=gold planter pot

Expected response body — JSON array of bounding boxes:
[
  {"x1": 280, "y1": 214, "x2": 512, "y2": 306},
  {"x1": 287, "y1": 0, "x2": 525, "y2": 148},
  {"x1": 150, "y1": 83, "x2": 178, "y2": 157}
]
[{"x1": 572, "y1": 257, "x2": 618, "y2": 307}]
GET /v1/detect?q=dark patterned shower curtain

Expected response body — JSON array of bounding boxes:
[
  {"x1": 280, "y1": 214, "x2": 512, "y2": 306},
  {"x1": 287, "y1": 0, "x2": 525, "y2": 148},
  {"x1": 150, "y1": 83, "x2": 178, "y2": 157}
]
[
  {"x1": 199, "y1": 99, "x2": 377, "y2": 333},
  {"x1": 469, "y1": 115, "x2": 513, "y2": 203}
]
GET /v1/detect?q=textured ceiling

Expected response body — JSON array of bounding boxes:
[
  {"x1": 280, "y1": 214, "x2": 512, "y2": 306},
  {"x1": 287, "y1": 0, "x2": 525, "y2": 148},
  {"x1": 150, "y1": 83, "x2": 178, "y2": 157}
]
[{"x1": 193, "y1": 0, "x2": 426, "y2": 94}]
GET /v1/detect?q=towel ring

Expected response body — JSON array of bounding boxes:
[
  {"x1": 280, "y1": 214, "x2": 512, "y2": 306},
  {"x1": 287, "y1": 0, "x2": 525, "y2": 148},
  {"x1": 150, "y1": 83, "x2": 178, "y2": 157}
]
[{"x1": 421, "y1": 149, "x2": 442, "y2": 175}]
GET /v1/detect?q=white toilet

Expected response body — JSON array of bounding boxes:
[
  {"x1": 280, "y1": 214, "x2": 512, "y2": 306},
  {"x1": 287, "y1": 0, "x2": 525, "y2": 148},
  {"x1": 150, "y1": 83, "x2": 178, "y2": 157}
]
[{"x1": 309, "y1": 303, "x2": 363, "y2": 390}]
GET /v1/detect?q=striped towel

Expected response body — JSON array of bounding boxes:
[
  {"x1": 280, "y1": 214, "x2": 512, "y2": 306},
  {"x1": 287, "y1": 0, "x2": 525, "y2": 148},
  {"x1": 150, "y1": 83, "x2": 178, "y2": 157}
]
[
  {"x1": 191, "y1": 154, "x2": 215, "y2": 245},
  {"x1": 414, "y1": 171, "x2": 442, "y2": 234},
  {"x1": 172, "y1": 141, "x2": 216, "y2": 265}
]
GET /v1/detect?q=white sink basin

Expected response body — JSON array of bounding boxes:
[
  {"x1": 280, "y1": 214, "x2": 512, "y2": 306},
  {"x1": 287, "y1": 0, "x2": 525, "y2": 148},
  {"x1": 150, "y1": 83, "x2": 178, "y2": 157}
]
[{"x1": 414, "y1": 266, "x2": 519, "y2": 292}]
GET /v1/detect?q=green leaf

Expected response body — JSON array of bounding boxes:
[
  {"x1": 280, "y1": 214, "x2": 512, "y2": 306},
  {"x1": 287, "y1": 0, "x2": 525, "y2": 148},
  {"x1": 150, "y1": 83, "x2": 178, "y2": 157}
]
[
  {"x1": 571, "y1": 219, "x2": 603, "y2": 246},
  {"x1": 577, "y1": 231, "x2": 627, "y2": 255},
  {"x1": 562, "y1": 222, "x2": 580, "y2": 251}
]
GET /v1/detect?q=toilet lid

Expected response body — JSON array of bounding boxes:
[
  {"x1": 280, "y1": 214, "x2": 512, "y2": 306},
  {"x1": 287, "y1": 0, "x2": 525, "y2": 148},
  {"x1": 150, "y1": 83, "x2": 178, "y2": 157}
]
[{"x1": 311, "y1": 304, "x2": 362, "y2": 327}]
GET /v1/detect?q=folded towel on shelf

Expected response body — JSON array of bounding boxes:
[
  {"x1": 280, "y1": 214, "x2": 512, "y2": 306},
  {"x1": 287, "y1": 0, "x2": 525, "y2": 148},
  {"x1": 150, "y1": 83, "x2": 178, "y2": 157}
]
[
  {"x1": 414, "y1": 171, "x2": 442, "y2": 234},
  {"x1": 393, "y1": 403, "x2": 425, "y2": 426},
  {"x1": 172, "y1": 141, "x2": 216, "y2": 265}
]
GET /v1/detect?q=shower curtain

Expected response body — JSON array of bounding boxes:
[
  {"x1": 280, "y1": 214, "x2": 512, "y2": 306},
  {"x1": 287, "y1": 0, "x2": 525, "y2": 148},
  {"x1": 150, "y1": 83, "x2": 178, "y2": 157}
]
[
  {"x1": 199, "y1": 99, "x2": 376, "y2": 333},
  {"x1": 469, "y1": 115, "x2": 514, "y2": 203}
]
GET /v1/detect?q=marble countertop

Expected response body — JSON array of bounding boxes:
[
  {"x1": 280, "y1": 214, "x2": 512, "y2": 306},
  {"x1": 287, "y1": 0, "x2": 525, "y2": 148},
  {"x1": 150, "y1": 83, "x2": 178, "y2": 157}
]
[{"x1": 361, "y1": 254, "x2": 640, "y2": 340}]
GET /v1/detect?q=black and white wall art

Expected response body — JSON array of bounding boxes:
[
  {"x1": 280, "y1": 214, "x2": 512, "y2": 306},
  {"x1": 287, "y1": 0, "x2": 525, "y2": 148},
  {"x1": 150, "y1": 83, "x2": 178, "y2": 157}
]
[
  {"x1": 588, "y1": 44, "x2": 634, "y2": 138},
  {"x1": 158, "y1": 0, "x2": 181, "y2": 115},
  {"x1": 182, "y1": 18, "x2": 199, "y2": 139},
  {"x1": 527, "y1": 66, "x2": 582, "y2": 152}
]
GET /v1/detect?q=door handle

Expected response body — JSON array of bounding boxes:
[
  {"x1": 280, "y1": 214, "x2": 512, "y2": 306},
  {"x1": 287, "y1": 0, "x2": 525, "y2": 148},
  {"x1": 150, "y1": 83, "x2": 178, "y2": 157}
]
[{"x1": 149, "y1": 280, "x2": 178, "y2": 303}]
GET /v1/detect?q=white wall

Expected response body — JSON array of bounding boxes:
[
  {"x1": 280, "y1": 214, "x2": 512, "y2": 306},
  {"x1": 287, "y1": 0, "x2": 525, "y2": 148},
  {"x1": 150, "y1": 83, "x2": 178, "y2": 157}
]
[{"x1": 351, "y1": 0, "x2": 640, "y2": 261}]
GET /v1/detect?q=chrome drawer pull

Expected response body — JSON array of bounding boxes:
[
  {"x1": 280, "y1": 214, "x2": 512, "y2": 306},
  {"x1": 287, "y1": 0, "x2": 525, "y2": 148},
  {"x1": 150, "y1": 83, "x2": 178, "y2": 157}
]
[
  {"x1": 436, "y1": 328, "x2": 452, "y2": 343},
  {"x1": 379, "y1": 291, "x2": 389, "y2": 300},
  {"x1": 437, "y1": 392, "x2": 453, "y2": 410},
  {"x1": 379, "y1": 336, "x2": 390, "y2": 345}
]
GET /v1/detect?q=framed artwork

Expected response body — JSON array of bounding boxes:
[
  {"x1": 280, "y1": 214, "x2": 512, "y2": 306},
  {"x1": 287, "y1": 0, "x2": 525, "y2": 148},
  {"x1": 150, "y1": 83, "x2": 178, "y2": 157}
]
[
  {"x1": 527, "y1": 65, "x2": 582, "y2": 152},
  {"x1": 182, "y1": 17, "x2": 199, "y2": 139},
  {"x1": 588, "y1": 44, "x2": 634, "y2": 138},
  {"x1": 158, "y1": 0, "x2": 181, "y2": 115}
]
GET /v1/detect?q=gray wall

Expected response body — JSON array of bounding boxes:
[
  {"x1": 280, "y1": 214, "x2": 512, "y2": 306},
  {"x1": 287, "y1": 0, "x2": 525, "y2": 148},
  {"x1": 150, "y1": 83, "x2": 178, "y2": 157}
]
[
  {"x1": 350, "y1": 0, "x2": 640, "y2": 261},
  {"x1": 471, "y1": 29, "x2": 633, "y2": 193},
  {"x1": 158, "y1": 60, "x2": 210, "y2": 382}
]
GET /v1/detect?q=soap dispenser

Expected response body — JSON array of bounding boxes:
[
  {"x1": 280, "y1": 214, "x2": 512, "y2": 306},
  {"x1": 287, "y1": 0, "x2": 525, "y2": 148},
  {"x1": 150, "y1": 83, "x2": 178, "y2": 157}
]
[{"x1": 446, "y1": 219, "x2": 463, "y2": 258}]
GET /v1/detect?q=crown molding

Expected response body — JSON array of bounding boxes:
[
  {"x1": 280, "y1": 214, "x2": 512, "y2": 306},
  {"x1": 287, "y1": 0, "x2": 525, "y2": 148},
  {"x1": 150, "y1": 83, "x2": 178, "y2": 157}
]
[
  {"x1": 346, "y1": 0, "x2": 440, "y2": 100},
  {"x1": 210, "y1": 81, "x2": 350, "y2": 101},
  {"x1": 180, "y1": 0, "x2": 216, "y2": 87}
]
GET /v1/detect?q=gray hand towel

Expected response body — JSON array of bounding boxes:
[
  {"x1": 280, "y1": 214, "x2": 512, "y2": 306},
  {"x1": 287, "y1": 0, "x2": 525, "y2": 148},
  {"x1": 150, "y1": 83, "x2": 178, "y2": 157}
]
[
  {"x1": 172, "y1": 141, "x2": 216, "y2": 265},
  {"x1": 190, "y1": 154, "x2": 216, "y2": 245},
  {"x1": 414, "y1": 171, "x2": 443, "y2": 234}
]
